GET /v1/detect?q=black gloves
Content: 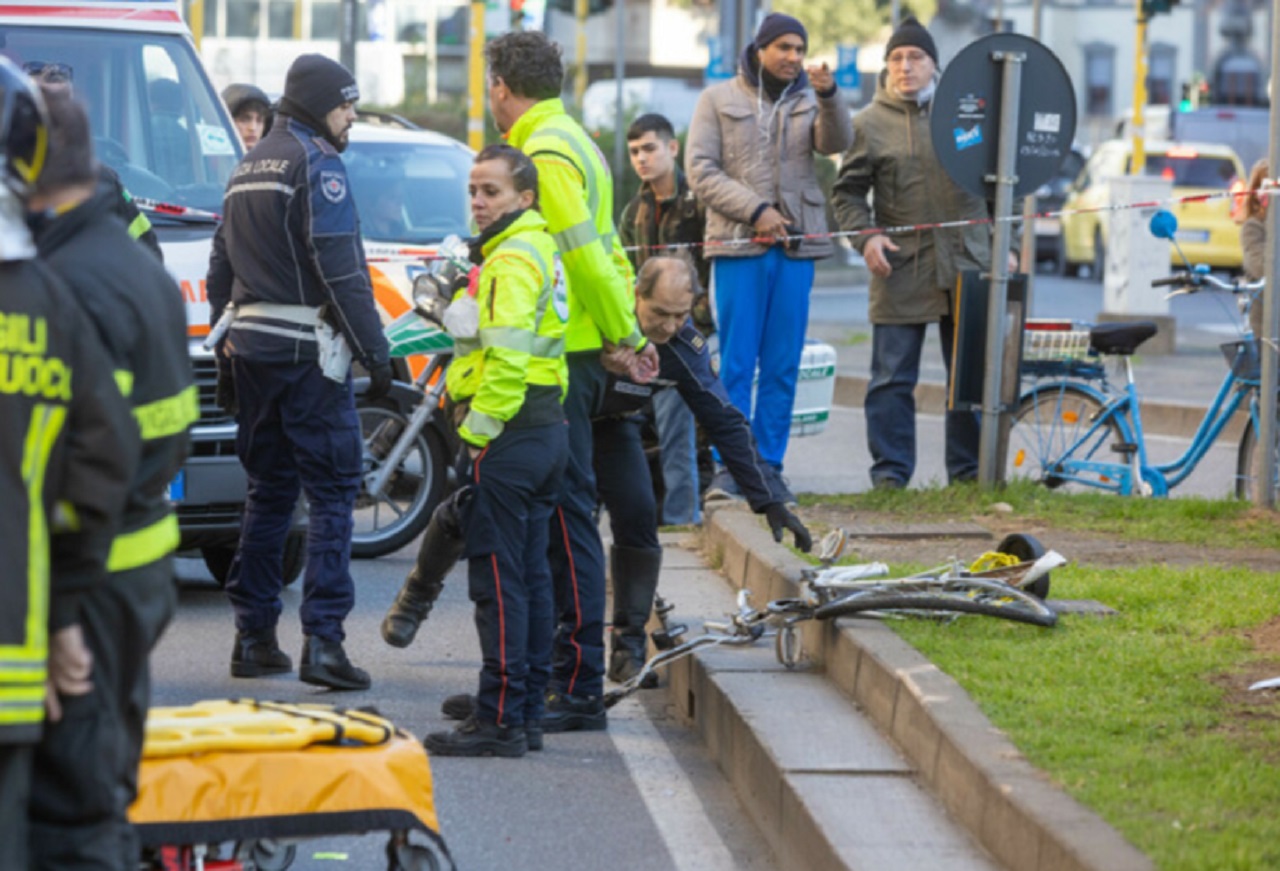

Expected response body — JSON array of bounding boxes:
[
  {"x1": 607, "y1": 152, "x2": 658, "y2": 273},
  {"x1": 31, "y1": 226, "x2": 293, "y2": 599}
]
[
  {"x1": 765, "y1": 503, "x2": 812, "y2": 553},
  {"x1": 214, "y1": 354, "x2": 236, "y2": 415},
  {"x1": 365, "y1": 362, "x2": 394, "y2": 401}
]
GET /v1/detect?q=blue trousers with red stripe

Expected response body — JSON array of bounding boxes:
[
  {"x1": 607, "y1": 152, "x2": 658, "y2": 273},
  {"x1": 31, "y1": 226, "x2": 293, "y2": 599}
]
[
  {"x1": 465, "y1": 421, "x2": 567, "y2": 728},
  {"x1": 547, "y1": 353, "x2": 611, "y2": 699}
]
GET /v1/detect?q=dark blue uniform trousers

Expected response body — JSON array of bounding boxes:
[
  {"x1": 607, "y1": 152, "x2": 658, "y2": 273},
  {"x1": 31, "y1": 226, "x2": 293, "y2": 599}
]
[
  {"x1": 227, "y1": 358, "x2": 360, "y2": 642},
  {"x1": 548, "y1": 352, "x2": 611, "y2": 698},
  {"x1": 593, "y1": 415, "x2": 660, "y2": 551},
  {"x1": 465, "y1": 422, "x2": 568, "y2": 728}
]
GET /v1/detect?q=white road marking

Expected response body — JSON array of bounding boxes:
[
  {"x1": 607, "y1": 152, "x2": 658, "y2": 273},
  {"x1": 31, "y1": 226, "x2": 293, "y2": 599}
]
[{"x1": 607, "y1": 698, "x2": 740, "y2": 871}]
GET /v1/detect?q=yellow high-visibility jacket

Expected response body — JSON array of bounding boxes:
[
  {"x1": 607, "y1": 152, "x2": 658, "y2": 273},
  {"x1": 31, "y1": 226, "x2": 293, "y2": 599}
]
[
  {"x1": 447, "y1": 210, "x2": 568, "y2": 447},
  {"x1": 507, "y1": 99, "x2": 644, "y2": 354}
]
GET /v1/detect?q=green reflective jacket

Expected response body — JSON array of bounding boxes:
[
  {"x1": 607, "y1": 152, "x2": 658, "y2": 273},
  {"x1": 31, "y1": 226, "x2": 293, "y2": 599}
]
[{"x1": 447, "y1": 210, "x2": 568, "y2": 447}]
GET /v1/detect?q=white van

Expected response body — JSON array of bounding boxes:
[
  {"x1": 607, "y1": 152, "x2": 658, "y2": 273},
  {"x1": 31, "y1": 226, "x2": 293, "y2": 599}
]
[{"x1": 0, "y1": 0, "x2": 304, "y2": 582}]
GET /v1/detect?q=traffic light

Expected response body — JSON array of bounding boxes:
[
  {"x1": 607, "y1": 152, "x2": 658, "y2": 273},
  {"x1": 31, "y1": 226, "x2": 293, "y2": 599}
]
[{"x1": 1141, "y1": 0, "x2": 1180, "y2": 17}]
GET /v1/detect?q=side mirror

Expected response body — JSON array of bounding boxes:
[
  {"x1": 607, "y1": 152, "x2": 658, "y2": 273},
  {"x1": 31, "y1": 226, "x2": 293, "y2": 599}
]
[
  {"x1": 1149, "y1": 209, "x2": 1178, "y2": 240},
  {"x1": 412, "y1": 273, "x2": 452, "y2": 325}
]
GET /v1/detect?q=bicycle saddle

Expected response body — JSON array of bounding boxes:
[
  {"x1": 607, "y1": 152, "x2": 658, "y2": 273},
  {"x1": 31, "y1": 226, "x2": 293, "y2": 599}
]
[{"x1": 1088, "y1": 322, "x2": 1158, "y2": 356}]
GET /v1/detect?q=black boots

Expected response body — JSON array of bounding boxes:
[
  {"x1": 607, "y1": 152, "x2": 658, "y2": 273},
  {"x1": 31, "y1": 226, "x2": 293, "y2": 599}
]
[
  {"x1": 381, "y1": 487, "x2": 470, "y2": 648},
  {"x1": 231, "y1": 628, "x2": 292, "y2": 678},
  {"x1": 607, "y1": 545, "x2": 663, "y2": 687},
  {"x1": 300, "y1": 637, "x2": 371, "y2": 691},
  {"x1": 424, "y1": 717, "x2": 528, "y2": 758},
  {"x1": 542, "y1": 691, "x2": 607, "y2": 733}
]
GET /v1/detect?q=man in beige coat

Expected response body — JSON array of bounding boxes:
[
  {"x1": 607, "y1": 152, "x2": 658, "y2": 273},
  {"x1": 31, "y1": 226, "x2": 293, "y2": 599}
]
[
  {"x1": 832, "y1": 17, "x2": 1016, "y2": 489},
  {"x1": 685, "y1": 12, "x2": 852, "y2": 495}
]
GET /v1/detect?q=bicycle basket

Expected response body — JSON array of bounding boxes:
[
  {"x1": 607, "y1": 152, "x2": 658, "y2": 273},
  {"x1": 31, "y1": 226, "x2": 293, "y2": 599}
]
[{"x1": 1220, "y1": 339, "x2": 1261, "y2": 381}]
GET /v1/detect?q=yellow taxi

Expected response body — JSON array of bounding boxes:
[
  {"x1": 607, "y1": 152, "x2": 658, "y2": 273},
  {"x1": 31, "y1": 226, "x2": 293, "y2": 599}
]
[{"x1": 1060, "y1": 140, "x2": 1244, "y2": 276}]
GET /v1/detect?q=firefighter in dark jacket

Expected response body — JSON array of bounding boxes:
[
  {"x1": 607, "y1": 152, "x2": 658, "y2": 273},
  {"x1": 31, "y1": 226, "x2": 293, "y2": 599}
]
[
  {"x1": 26, "y1": 88, "x2": 195, "y2": 871},
  {"x1": 206, "y1": 53, "x2": 392, "y2": 691},
  {"x1": 0, "y1": 60, "x2": 137, "y2": 871},
  {"x1": 21, "y1": 59, "x2": 163, "y2": 260}
]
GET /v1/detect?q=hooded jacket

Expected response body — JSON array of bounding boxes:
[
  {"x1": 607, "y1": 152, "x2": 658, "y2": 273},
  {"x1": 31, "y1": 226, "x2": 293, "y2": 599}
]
[
  {"x1": 831, "y1": 72, "x2": 993, "y2": 324},
  {"x1": 685, "y1": 44, "x2": 852, "y2": 260}
]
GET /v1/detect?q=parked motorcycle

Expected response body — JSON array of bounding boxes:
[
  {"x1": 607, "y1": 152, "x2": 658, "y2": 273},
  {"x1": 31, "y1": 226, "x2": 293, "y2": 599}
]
[{"x1": 351, "y1": 236, "x2": 471, "y2": 558}]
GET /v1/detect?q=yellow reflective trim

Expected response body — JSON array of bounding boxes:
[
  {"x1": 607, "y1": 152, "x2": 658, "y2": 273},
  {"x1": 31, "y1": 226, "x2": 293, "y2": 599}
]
[
  {"x1": 108, "y1": 513, "x2": 180, "y2": 572},
  {"x1": 11, "y1": 125, "x2": 47, "y2": 187},
  {"x1": 552, "y1": 220, "x2": 600, "y2": 253},
  {"x1": 128, "y1": 211, "x2": 153, "y2": 241},
  {"x1": 133, "y1": 385, "x2": 198, "y2": 440},
  {"x1": 18, "y1": 404, "x2": 61, "y2": 674},
  {"x1": 115, "y1": 369, "x2": 134, "y2": 399},
  {"x1": 0, "y1": 709, "x2": 45, "y2": 725},
  {"x1": 461, "y1": 409, "x2": 504, "y2": 442}
]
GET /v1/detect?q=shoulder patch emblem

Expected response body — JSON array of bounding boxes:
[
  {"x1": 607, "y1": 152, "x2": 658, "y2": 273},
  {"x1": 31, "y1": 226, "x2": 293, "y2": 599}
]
[
  {"x1": 320, "y1": 170, "x2": 348, "y2": 204},
  {"x1": 690, "y1": 332, "x2": 706, "y2": 352}
]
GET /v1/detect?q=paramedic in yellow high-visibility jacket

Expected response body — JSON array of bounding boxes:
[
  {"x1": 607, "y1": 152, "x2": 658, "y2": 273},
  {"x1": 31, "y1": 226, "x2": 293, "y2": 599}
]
[
  {"x1": 482, "y1": 30, "x2": 657, "y2": 734},
  {"x1": 424, "y1": 144, "x2": 569, "y2": 759}
]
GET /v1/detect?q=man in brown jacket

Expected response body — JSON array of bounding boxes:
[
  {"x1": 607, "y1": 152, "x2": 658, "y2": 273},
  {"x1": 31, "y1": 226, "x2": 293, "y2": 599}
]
[
  {"x1": 832, "y1": 17, "x2": 1016, "y2": 489},
  {"x1": 685, "y1": 12, "x2": 851, "y2": 494}
]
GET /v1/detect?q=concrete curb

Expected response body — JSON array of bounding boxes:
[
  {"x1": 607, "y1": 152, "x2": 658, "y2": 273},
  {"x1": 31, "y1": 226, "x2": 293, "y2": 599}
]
[
  {"x1": 672, "y1": 505, "x2": 1154, "y2": 871},
  {"x1": 832, "y1": 373, "x2": 1240, "y2": 441}
]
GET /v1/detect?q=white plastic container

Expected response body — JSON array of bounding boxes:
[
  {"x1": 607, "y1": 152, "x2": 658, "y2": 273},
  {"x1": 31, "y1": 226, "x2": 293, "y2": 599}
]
[{"x1": 791, "y1": 340, "x2": 837, "y2": 437}]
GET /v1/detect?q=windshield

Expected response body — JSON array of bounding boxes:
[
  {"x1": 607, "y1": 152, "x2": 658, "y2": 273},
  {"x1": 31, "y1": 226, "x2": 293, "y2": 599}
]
[
  {"x1": 0, "y1": 26, "x2": 240, "y2": 216},
  {"x1": 342, "y1": 138, "x2": 473, "y2": 244},
  {"x1": 1139, "y1": 154, "x2": 1239, "y2": 189}
]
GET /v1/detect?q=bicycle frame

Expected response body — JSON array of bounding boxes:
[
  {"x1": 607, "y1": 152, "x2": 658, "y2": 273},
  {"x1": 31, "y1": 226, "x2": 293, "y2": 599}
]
[{"x1": 1023, "y1": 349, "x2": 1257, "y2": 496}]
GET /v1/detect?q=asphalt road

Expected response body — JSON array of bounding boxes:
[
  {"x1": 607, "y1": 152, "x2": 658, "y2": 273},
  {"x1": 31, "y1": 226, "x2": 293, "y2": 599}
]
[{"x1": 157, "y1": 546, "x2": 782, "y2": 871}]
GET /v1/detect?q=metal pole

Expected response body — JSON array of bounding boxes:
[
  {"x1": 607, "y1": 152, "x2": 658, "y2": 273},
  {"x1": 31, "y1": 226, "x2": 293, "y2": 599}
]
[
  {"x1": 1255, "y1": 0, "x2": 1280, "y2": 507},
  {"x1": 613, "y1": 0, "x2": 626, "y2": 206},
  {"x1": 339, "y1": 0, "x2": 357, "y2": 74},
  {"x1": 1017, "y1": 0, "x2": 1043, "y2": 299},
  {"x1": 977, "y1": 49, "x2": 1025, "y2": 486},
  {"x1": 1130, "y1": 0, "x2": 1148, "y2": 175},
  {"x1": 891, "y1": 0, "x2": 900, "y2": 30},
  {"x1": 467, "y1": 0, "x2": 485, "y2": 151},
  {"x1": 575, "y1": 0, "x2": 588, "y2": 107},
  {"x1": 427, "y1": 0, "x2": 438, "y2": 105}
]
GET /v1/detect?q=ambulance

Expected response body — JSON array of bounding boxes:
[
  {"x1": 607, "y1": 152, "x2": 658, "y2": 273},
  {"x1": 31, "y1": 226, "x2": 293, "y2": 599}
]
[{"x1": 0, "y1": 0, "x2": 300, "y2": 583}]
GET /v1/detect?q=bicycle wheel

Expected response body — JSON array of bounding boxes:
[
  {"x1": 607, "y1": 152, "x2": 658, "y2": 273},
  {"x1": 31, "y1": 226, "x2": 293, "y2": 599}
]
[
  {"x1": 1236, "y1": 408, "x2": 1280, "y2": 501},
  {"x1": 1007, "y1": 385, "x2": 1123, "y2": 492},
  {"x1": 815, "y1": 586, "x2": 1058, "y2": 628}
]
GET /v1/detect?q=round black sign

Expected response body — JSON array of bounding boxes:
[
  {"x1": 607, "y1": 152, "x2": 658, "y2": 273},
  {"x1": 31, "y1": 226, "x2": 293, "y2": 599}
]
[{"x1": 930, "y1": 33, "x2": 1077, "y2": 200}]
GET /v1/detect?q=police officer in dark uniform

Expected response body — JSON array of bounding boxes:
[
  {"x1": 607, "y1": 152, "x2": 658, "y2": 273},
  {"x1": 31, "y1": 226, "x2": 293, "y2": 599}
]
[
  {"x1": 0, "y1": 59, "x2": 137, "y2": 871},
  {"x1": 597, "y1": 256, "x2": 811, "y2": 681},
  {"x1": 207, "y1": 54, "x2": 392, "y2": 691},
  {"x1": 26, "y1": 87, "x2": 195, "y2": 871}
]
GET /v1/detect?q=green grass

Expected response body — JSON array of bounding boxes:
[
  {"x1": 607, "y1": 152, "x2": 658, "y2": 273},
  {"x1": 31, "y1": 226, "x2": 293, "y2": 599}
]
[
  {"x1": 801, "y1": 480, "x2": 1280, "y2": 551},
  {"x1": 891, "y1": 562, "x2": 1280, "y2": 871}
]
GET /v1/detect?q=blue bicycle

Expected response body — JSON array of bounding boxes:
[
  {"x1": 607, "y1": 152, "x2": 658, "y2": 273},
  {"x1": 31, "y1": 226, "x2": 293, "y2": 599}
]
[{"x1": 1005, "y1": 211, "x2": 1270, "y2": 498}]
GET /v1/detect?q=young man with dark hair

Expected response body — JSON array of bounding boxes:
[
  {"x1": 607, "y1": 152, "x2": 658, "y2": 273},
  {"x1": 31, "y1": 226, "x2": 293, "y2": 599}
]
[
  {"x1": 222, "y1": 82, "x2": 272, "y2": 150},
  {"x1": 619, "y1": 112, "x2": 709, "y2": 531},
  {"x1": 484, "y1": 30, "x2": 654, "y2": 732},
  {"x1": 26, "y1": 86, "x2": 194, "y2": 871}
]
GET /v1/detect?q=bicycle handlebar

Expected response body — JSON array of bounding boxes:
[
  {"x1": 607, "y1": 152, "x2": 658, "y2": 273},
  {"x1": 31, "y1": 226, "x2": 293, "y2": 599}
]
[{"x1": 1152, "y1": 271, "x2": 1264, "y2": 295}]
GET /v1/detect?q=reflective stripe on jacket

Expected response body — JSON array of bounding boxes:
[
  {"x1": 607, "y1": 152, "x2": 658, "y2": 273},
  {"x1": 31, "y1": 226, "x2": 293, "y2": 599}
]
[
  {"x1": 446, "y1": 210, "x2": 568, "y2": 447},
  {"x1": 507, "y1": 99, "x2": 643, "y2": 353},
  {"x1": 0, "y1": 258, "x2": 137, "y2": 740}
]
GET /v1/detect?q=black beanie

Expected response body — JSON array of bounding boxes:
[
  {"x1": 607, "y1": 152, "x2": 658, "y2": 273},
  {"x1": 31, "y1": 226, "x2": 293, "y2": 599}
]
[
  {"x1": 282, "y1": 54, "x2": 358, "y2": 121},
  {"x1": 754, "y1": 12, "x2": 807, "y2": 50},
  {"x1": 884, "y1": 16, "x2": 938, "y2": 65}
]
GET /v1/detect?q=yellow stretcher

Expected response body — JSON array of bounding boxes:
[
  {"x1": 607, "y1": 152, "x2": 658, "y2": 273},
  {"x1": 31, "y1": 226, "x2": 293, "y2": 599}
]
[{"x1": 128, "y1": 699, "x2": 452, "y2": 871}]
